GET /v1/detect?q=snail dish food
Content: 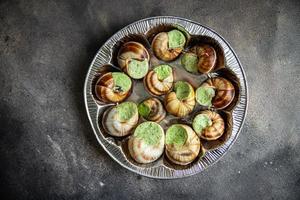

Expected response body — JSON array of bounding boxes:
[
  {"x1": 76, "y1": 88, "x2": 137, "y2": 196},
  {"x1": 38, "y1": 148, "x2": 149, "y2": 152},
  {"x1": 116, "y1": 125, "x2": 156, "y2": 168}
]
[
  {"x1": 164, "y1": 81, "x2": 196, "y2": 117},
  {"x1": 128, "y1": 122, "x2": 165, "y2": 164},
  {"x1": 95, "y1": 72, "x2": 132, "y2": 103},
  {"x1": 196, "y1": 77, "x2": 235, "y2": 109},
  {"x1": 152, "y1": 29, "x2": 186, "y2": 61},
  {"x1": 85, "y1": 17, "x2": 247, "y2": 179},
  {"x1": 138, "y1": 97, "x2": 166, "y2": 123},
  {"x1": 102, "y1": 101, "x2": 139, "y2": 137},
  {"x1": 181, "y1": 45, "x2": 217, "y2": 73},
  {"x1": 192, "y1": 110, "x2": 225, "y2": 140},
  {"x1": 117, "y1": 41, "x2": 150, "y2": 79},
  {"x1": 144, "y1": 64, "x2": 174, "y2": 96}
]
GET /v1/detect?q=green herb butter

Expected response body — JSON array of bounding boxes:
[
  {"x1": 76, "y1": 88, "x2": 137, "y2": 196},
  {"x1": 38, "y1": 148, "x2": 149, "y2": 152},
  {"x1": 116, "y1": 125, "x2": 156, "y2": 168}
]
[
  {"x1": 174, "y1": 81, "x2": 192, "y2": 100},
  {"x1": 153, "y1": 64, "x2": 172, "y2": 80},
  {"x1": 192, "y1": 114, "x2": 212, "y2": 134},
  {"x1": 195, "y1": 86, "x2": 215, "y2": 106},
  {"x1": 168, "y1": 30, "x2": 186, "y2": 49},
  {"x1": 166, "y1": 125, "x2": 188, "y2": 146},
  {"x1": 134, "y1": 122, "x2": 163, "y2": 145},
  {"x1": 127, "y1": 59, "x2": 149, "y2": 79},
  {"x1": 116, "y1": 102, "x2": 137, "y2": 122},
  {"x1": 111, "y1": 72, "x2": 132, "y2": 92}
]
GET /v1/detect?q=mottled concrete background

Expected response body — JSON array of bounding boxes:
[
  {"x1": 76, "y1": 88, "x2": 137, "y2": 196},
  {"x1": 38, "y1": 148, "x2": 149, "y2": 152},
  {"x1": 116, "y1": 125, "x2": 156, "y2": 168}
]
[{"x1": 0, "y1": 0, "x2": 299, "y2": 199}]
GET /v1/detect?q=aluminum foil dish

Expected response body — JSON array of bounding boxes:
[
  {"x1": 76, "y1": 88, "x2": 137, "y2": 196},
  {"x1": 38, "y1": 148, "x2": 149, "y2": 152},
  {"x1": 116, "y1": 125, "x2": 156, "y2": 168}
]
[{"x1": 84, "y1": 16, "x2": 248, "y2": 179}]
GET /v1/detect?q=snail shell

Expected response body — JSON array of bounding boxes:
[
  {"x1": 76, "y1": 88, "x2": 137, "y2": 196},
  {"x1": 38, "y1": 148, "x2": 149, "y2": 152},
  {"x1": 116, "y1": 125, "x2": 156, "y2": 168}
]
[
  {"x1": 164, "y1": 82, "x2": 195, "y2": 117},
  {"x1": 144, "y1": 68, "x2": 174, "y2": 96},
  {"x1": 193, "y1": 110, "x2": 225, "y2": 140},
  {"x1": 117, "y1": 41, "x2": 150, "y2": 79},
  {"x1": 128, "y1": 122, "x2": 164, "y2": 164},
  {"x1": 95, "y1": 72, "x2": 131, "y2": 103},
  {"x1": 190, "y1": 45, "x2": 217, "y2": 73},
  {"x1": 152, "y1": 30, "x2": 185, "y2": 61},
  {"x1": 165, "y1": 124, "x2": 200, "y2": 165},
  {"x1": 138, "y1": 98, "x2": 166, "y2": 123},
  {"x1": 102, "y1": 103, "x2": 139, "y2": 137},
  {"x1": 201, "y1": 77, "x2": 235, "y2": 109}
]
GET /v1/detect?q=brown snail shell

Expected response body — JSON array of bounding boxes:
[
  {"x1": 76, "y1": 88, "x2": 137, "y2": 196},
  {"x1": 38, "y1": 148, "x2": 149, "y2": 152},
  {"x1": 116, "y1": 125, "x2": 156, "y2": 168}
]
[
  {"x1": 95, "y1": 72, "x2": 131, "y2": 103},
  {"x1": 152, "y1": 32, "x2": 184, "y2": 61},
  {"x1": 194, "y1": 110, "x2": 225, "y2": 140},
  {"x1": 138, "y1": 98, "x2": 166, "y2": 123},
  {"x1": 128, "y1": 123, "x2": 165, "y2": 164},
  {"x1": 165, "y1": 124, "x2": 200, "y2": 165},
  {"x1": 117, "y1": 41, "x2": 150, "y2": 78},
  {"x1": 201, "y1": 77, "x2": 235, "y2": 109},
  {"x1": 102, "y1": 105, "x2": 139, "y2": 137},
  {"x1": 190, "y1": 45, "x2": 217, "y2": 73},
  {"x1": 144, "y1": 69, "x2": 174, "y2": 96},
  {"x1": 164, "y1": 82, "x2": 195, "y2": 117}
]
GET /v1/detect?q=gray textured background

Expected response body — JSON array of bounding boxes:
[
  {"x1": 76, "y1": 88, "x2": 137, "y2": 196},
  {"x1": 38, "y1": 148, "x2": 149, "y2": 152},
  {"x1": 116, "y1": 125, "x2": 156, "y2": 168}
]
[{"x1": 0, "y1": 0, "x2": 299, "y2": 199}]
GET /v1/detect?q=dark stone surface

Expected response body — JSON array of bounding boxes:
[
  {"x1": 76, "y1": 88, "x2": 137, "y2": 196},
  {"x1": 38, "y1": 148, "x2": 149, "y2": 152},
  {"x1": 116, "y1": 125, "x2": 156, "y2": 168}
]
[{"x1": 0, "y1": 0, "x2": 299, "y2": 199}]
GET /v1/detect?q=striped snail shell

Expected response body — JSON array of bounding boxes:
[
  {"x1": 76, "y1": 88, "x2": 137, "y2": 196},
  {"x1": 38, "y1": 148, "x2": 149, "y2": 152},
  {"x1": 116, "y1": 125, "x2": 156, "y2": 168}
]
[
  {"x1": 164, "y1": 81, "x2": 195, "y2": 117},
  {"x1": 144, "y1": 65, "x2": 174, "y2": 96},
  {"x1": 191, "y1": 45, "x2": 217, "y2": 73},
  {"x1": 138, "y1": 98, "x2": 166, "y2": 123},
  {"x1": 102, "y1": 102, "x2": 139, "y2": 137},
  {"x1": 193, "y1": 110, "x2": 225, "y2": 140},
  {"x1": 201, "y1": 77, "x2": 235, "y2": 109},
  {"x1": 117, "y1": 41, "x2": 150, "y2": 79},
  {"x1": 165, "y1": 124, "x2": 200, "y2": 165},
  {"x1": 152, "y1": 29, "x2": 186, "y2": 61},
  {"x1": 95, "y1": 72, "x2": 132, "y2": 103},
  {"x1": 128, "y1": 122, "x2": 164, "y2": 164}
]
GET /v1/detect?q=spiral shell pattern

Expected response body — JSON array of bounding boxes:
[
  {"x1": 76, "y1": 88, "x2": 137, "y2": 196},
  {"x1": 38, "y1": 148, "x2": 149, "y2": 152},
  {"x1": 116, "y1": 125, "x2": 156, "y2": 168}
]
[
  {"x1": 103, "y1": 107, "x2": 138, "y2": 137},
  {"x1": 201, "y1": 77, "x2": 235, "y2": 109},
  {"x1": 95, "y1": 72, "x2": 131, "y2": 103},
  {"x1": 190, "y1": 45, "x2": 216, "y2": 73},
  {"x1": 144, "y1": 70, "x2": 173, "y2": 96},
  {"x1": 164, "y1": 87, "x2": 195, "y2": 117},
  {"x1": 152, "y1": 32, "x2": 183, "y2": 61},
  {"x1": 165, "y1": 125, "x2": 200, "y2": 165},
  {"x1": 196, "y1": 110, "x2": 225, "y2": 140},
  {"x1": 117, "y1": 41, "x2": 150, "y2": 73},
  {"x1": 128, "y1": 126, "x2": 164, "y2": 164},
  {"x1": 140, "y1": 98, "x2": 166, "y2": 122}
]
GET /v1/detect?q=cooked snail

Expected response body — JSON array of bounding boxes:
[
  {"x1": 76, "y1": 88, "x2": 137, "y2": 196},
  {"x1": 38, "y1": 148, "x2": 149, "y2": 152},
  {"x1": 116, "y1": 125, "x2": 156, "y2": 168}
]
[
  {"x1": 144, "y1": 64, "x2": 173, "y2": 96},
  {"x1": 165, "y1": 81, "x2": 195, "y2": 117},
  {"x1": 192, "y1": 110, "x2": 225, "y2": 140},
  {"x1": 181, "y1": 45, "x2": 216, "y2": 73},
  {"x1": 165, "y1": 124, "x2": 200, "y2": 165},
  {"x1": 117, "y1": 41, "x2": 150, "y2": 79},
  {"x1": 128, "y1": 122, "x2": 165, "y2": 164},
  {"x1": 152, "y1": 29, "x2": 186, "y2": 61},
  {"x1": 103, "y1": 102, "x2": 139, "y2": 137},
  {"x1": 95, "y1": 72, "x2": 132, "y2": 103},
  {"x1": 196, "y1": 77, "x2": 235, "y2": 109},
  {"x1": 138, "y1": 98, "x2": 166, "y2": 123}
]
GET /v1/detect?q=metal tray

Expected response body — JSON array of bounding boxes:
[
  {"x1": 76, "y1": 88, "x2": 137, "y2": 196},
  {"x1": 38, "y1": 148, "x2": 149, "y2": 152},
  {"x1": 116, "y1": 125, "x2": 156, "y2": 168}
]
[{"x1": 84, "y1": 16, "x2": 248, "y2": 179}]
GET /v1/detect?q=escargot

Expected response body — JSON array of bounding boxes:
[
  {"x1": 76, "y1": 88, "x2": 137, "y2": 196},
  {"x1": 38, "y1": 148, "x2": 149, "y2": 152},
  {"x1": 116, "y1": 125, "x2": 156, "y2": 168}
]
[
  {"x1": 138, "y1": 98, "x2": 166, "y2": 123},
  {"x1": 128, "y1": 122, "x2": 165, "y2": 164},
  {"x1": 152, "y1": 29, "x2": 186, "y2": 61},
  {"x1": 117, "y1": 41, "x2": 150, "y2": 79},
  {"x1": 165, "y1": 81, "x2": 195, "y2": 117},
  {"x1": 144, "y1": 64, "x2": 174, "y2": 96},
  {"x1": 95, "y1": 72, "x2": 132, "y2": 103},
  {"x1": 165, "y1": 124, "x2": 200, "y2": 165},
  {"x1": 102, "y1": 102, "x2": 139, "y2": 137},
  {"x1": 181, "y1": 45, "x2": 216, "y2": 73},
  {"x1": 195, "y1": 77, "x2": 235, "y2": 109},
  {"x1": 192, "y1": 110, "x2": 225, "y2": 140}
]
